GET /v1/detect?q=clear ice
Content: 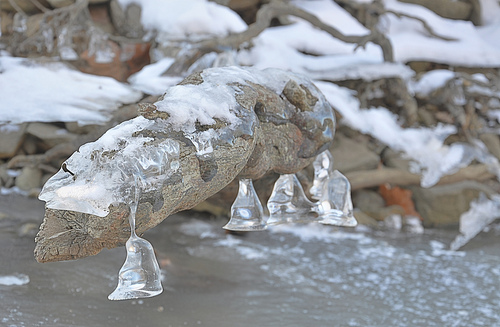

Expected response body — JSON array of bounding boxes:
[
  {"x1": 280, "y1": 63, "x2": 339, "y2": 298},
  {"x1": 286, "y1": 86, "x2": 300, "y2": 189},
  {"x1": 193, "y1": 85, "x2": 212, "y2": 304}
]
[
  {"x1": 308, "y1": 150, "x2": 357, "y2": 226},
  {"x1": 315, "y1": 169, "x2": 357, "y2": 227},
  {"x1": 225, "y1": 150, "x2": 357, "y2": 229},
  {"x1": 267, "y1": 174, "x2": 317, "y2": 225},
  {"x1": 309, "y1": 150, "x2": 334, "y2": 200},
  {"x1": 108, "y1": 175, "x2": 163, "y2": 301},
  {"x1": 223, "y1": 179, "x2": 267, "y2": 231},
  {"x1": 39, "y1": 117, "x2": 180, "y2": 217}
]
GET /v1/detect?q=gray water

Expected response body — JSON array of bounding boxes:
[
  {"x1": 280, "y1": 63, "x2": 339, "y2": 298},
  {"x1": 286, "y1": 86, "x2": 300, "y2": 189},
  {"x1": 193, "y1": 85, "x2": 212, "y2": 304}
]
[{"x1": 1, "y1": 194, "x2": 499, "y2": 327}]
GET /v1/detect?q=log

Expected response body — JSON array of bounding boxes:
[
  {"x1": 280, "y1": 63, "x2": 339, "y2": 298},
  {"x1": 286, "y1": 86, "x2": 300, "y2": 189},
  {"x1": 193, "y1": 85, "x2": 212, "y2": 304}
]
[
  {"x1": 34, "y1": 67, "x2": 335, "y2": 262},
  {"x1": 346, "y1": 164, "x2": 495, "y2": 190}
]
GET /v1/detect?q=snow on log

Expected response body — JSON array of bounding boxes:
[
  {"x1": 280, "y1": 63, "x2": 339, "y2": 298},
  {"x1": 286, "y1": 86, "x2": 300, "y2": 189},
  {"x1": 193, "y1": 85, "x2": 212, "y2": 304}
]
[{"x1": 35, "y1": 66, "x2": 335, "y2": 262}]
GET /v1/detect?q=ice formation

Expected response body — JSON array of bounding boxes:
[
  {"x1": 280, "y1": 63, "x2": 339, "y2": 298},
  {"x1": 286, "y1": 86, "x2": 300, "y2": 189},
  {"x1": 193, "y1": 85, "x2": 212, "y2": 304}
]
[
  {"x1": 39, "y1": 66, "x2": 331, "y2": 216},
  {"x1": 450, "y1": 193, "x2": 500, "y2": 251},
  {"x1": 108, "y1": 175, "x2": 163, "y2": 300},
  {"x1": 225, "y1": 150, "x2": 357, "y2": 230},
  {"x1": 267, "y1": 174, "x2": 317, "y2": 225},
  {"x1": 36, "y1": 66, "x2": 357, "y2": 299},
  {"x1": 39, "y1": 116, "x2": 181, "y2": 217},
  {"x1": 223, "y1": 179, "x2": 267, "y2": 231},
  {"x1": 36, "y1": 66, "x2": 338, "y2": 267}
]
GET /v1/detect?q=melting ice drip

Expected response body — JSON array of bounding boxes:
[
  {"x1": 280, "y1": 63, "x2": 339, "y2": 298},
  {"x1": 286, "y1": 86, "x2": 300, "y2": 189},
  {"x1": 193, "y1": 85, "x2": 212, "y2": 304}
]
[
  {"x1": 108, "y1": 140, "x2": 181, "y2": 300},
  {"x1": 108, "y1": 174, "x2": 163, "y2": 301},
  {"x1": 223, "y1": 178, "x2": 267, "y2": 231},
  {"x1": 224, "y1": 150, "x2": 357, "y2": 230}
]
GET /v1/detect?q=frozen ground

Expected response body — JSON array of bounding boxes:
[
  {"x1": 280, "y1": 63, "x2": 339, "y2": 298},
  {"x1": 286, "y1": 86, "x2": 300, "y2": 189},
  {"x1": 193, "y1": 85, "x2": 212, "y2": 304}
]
[{"x1": 1, "y1": 194, "x2": 499, "y2": 327}]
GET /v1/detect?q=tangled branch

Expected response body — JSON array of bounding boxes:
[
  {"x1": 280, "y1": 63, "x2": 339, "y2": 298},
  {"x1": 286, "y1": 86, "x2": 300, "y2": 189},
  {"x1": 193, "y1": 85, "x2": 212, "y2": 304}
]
[{"x1": 164, "y1": 0, "x2": 394, "y2": 76}]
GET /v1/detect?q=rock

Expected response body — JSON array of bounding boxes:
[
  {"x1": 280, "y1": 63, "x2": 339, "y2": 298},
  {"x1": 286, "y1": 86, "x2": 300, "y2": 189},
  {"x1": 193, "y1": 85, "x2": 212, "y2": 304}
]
[
  {"x1": 46, "y1": 0, "x2": 109, "y2": 7},
  {"x1": 352, "y1": 189, "x2": 385, "y2": 212},
  {"x1": 65, "y1": 122, "x2": 99, "y2": 134},
  {"x1": 381, "y1": 148, "x2": 411, "y2": 172},
  {"x1": 479, "y1": 133, "x2": 500, "y2": 161},
  {"x1": 0, "y1": 0, "x2": 51, "y2": 14},
  {"x1": 0, "y1": 124, "x2": 26, "y2": 159},
  {"x1": 379, "y1": 184, "x2": 421, "y2": 219},
  {"x1": 417, "y1": 106, "x2": 437, "y2": 126},
  {"x1": 35, "y1": 67, "x2": 336, "y2": 263},
  {"x1": 21, "y1": 13, "x2": 45, "y2": 38},
  {"x1": 0, "y1": 10, "x2": 13, "y2": 36},
  {"x1": 353, "y1": 209, "x2": 379, "y2": 228},
  {"x1": 45, "y1": 0, "x2": 75, "y2": 8},
  {"x1": 109, "y1": 0, "x2": 145, "y2": 38},
  {"x1": 0, "y1": 165, "x2": 15, "y2": 188},
  {"x1": 368, "y1": 205, "x2": 407, "y2": 221},
  {"x1": 0, "y1": 164, "x2": 10, "y2": 186},
  {"x1": 88, "y1": 1, "x2": 115, "y2": 35},
  {"x1": 15, "y1": 166, "x2": 42, "y2": 191},
  {"x1": 89, "y1": 0, "x2": 111, "y2": 5},
  {"x1": 399, "y1": 0, "x2": 472, "y2": 21},
  {"x1": 228, "y1": 0, "x2": 261, "y2": 24},
  {"x1": 22, "y1": 135, "x2": 39, "y2": 155},
  {"x1": 76, "y1": 40, "x2": 151, "y2": 82},
  {"x1": 410, "y1": 181, "x2": 496, "y2": 228},
  {"x1": 384, "y1": 214, "x2": 402, "y2": 230},
  {"x1": 331, "y1": 134, "x2": 380, "y2": 173},
  {"x1": 26, "y1": 123, "x2": 77, "y2": 149}
]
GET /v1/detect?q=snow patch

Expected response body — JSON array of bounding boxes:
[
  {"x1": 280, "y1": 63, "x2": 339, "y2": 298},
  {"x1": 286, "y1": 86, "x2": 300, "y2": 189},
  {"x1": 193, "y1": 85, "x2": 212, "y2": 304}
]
[
  {"x1": 410, "y1": 70, "x2": 455, "y2": 96},
  {"x1": 154, "y1": 66, "x2": 300, "y2": 132},
  {"x1": 178, "y1": 219, "x2": 217, "y2": 239},
  {"x1": 450, "y1": 193, "x2": 500, "y2": 251},
  {"x1": 128, "y1": 57, "x2": 181, "y2": 95},
  {"x1": 316, "y1": 81, "x2": 476, "y2": 187},
  {"x1": 117, "y1": 0, "x2": 247, "y2": 41},
  {"x1": 0, "y1": 56, "x2": 142, "y2": 125},
  {"x1": 269, "y1": 223, "x2": 369, "y2": 243},
  {"x1": 0, "y1": 274, "x2": 30, "y2": 286}
]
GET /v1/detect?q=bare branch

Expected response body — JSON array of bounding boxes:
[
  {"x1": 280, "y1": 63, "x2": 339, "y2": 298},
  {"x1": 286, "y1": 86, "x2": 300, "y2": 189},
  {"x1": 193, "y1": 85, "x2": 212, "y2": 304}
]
[
  {"x1": 7, "y1": 0, "x2": 28, "y2": 17},
  {"x1": 28, "y1": 0, "x2": 49, "y2": 13},
  {"x1": 346, "y1": 164, "x2": 494, "y2": 190},
  {"x1": 165, "y1": 0, "x2": 394, "y2": 75},
  {"x1": 386, "y1": 10, "x2": 458, "y2": 42}
]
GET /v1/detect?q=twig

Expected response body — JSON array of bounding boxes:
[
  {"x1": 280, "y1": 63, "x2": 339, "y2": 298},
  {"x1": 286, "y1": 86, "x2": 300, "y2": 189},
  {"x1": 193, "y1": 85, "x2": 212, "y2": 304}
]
[
  {"x1": 165, "y1": 0, "x2": 393, "y2": 75},
  {"x1": 7, "y1": 0, "x2": 28, "y2": 17},
  {"x1": 386, "y1": 10, "x2": 458, "y2": 42},
  {"x1": 346, "y1": 164, "x2": 494, "y2": 190},
  {"x1": 28, "y1": 0, "x2": 49, "y2": 13}
]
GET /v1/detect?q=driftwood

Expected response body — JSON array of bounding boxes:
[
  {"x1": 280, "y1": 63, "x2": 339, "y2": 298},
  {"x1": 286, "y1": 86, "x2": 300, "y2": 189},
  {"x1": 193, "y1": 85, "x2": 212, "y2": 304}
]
[
  {"x1": 164, "y1": 0, "x2": 394, "y2": 76},
  {"x1": 34, "y1": 67, "x2": 335, "y2": 263},
  {"x1": 347, "y1": 164, "x2": 495, "y2": 190}
]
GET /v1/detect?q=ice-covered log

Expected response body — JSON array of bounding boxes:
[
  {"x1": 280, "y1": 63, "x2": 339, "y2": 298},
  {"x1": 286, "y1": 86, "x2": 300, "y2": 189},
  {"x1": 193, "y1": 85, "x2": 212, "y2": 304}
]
[{"x1": 35, "y1": 67, "x2": 335, "y2": 262}]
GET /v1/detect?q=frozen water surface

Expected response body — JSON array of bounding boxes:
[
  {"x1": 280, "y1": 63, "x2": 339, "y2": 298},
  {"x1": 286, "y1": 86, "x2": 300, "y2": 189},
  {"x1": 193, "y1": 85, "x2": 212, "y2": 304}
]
[{"x1": 2, "y1": 194, "x2": 500, "y2": 327}]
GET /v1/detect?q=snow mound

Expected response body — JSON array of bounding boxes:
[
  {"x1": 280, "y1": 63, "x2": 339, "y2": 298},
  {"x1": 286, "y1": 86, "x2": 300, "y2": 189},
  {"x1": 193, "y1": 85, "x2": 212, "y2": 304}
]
[
  {"x1": 450, "y1": 193, "x2": 500, "y2": 250},
  {"x1": 117, "y1": 0, "x2": 247, "y2": 41},
  {"x1": 0, "y1": 56, "x2": 142, "y2": 126}
]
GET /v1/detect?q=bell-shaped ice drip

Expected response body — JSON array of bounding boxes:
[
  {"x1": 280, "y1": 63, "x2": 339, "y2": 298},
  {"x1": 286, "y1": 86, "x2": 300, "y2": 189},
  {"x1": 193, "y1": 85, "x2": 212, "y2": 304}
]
[
  {"x1": 315, "y1": 170, "x2": 357, "y2": 227},
  {"x1": 309, "y1": 150, "x2": 334, "y2": 201},
  {"x1": 266, "y1": 174, "x2": 317, "y2": 225},
  {"x1": 108, "y1": 174, "x2": 163, "y2": 300},
  {"x1": 223, "y1": 178, "x2": 267, "y2": 231}
]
